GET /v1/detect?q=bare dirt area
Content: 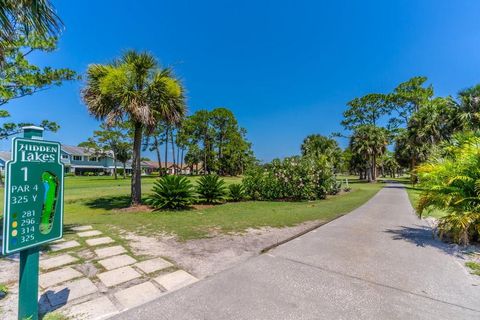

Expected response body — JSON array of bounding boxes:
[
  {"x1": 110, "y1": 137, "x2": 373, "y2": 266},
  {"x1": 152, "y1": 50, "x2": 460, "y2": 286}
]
[{"x1": 125, "y1": 220, "x2": 323, "y2": 279}]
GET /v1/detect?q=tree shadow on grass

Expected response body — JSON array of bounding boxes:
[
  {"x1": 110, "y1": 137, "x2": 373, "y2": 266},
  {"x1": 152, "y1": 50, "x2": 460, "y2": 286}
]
[
  {"x1": 84, "y1": 195, "x2": 131, "y2": 210},
  {"x1": 384, "y1": 225, "x2": 459, "y2": 256}
]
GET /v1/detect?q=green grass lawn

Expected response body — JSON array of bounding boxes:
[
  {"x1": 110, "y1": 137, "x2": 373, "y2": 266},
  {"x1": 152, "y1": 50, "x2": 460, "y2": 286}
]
[{"x1": 0, "y1": 175, "x2": 383, "y2": 241}]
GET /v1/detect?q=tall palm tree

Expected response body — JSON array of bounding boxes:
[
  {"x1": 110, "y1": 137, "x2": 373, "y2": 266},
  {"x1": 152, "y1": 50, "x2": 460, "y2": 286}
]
[
  {"x1": 82, "y1": 51, "x2": 186, "y2": 205},
  {"x1": 396, "y1": 97, "x2": 456, "y2": 183},
  {"x1": 456, "y1": 84, "x2": 480, "y2": 130},
  {"x1": 0, "y1": 0, "x2": 62, "y2": 47},
  {"x1": 350, "y1": 125, "x2": 388, "y2": 182}
]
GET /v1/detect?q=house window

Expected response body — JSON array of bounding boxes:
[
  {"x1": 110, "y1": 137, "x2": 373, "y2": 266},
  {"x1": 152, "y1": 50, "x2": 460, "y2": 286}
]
[
  {"x1": 89, "y1": 157, "x2": 98, "y2": 162},
  {"x1": 73, "y1": 156, "x2": 82, "y2": 161},
  {"x1": 61, "y1": 154, "x2": 69, "y2": 160}
]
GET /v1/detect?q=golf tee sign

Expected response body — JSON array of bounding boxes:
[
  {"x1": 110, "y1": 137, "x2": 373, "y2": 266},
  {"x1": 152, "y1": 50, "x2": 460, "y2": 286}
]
[{"x1": 2, "y1": 127, "x2": 64, "y2": 254}]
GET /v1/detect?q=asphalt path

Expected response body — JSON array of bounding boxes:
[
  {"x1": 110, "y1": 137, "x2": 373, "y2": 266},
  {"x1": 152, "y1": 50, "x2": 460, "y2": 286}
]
[{"x1": 114, "y1": 184, "x2": 480, "y2": 320}]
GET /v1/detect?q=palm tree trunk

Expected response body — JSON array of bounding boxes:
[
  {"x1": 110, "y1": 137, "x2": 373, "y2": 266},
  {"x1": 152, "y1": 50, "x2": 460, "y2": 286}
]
[
  {"x1": 171, "y1": 130, "x2": 176, "y2": 175},
  {"x1": 154, "y1": 136, "x2": 162, "y2": 173},
  {"x1": 410, "y1": 156, "x2": 417, "y2": 185},
  {"x1": 113, "y1": 154, "x2": 118, "y2": 180},
  {"x1": 176, "y1": 145, "x2": 180, "y2": 171},
  {"x1": 180, "y1": 148, "x2": 184, "y2": 174},
  {"x1": 164, "y1": 127, "x2": 169, "y2": 174},
  {"x1": 123, "y1": 162, "x2": 127, "y2": 179},
  {"x1": 131, "y1": 122, "x2": 142, "y2": 205}
]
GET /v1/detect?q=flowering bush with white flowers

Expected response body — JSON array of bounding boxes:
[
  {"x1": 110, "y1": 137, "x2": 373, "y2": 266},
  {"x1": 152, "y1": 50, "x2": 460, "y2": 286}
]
[{"x1": 242, "y1": 156, "x2": 336, "y2": 201}]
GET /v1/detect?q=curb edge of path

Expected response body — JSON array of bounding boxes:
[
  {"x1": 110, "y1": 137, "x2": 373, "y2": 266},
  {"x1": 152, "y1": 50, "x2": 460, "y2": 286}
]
[
  {"x1": 261, "y1": 183, "x2": 387, "y2": 254},
  {"x1": 260, "y1": 213, "x2": 347, "y2": 254}
]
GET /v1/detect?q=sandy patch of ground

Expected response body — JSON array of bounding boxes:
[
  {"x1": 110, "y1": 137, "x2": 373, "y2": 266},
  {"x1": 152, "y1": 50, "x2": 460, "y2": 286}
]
[{"x1": 125, "y1": 220, "x2": 323, "y2": 279}]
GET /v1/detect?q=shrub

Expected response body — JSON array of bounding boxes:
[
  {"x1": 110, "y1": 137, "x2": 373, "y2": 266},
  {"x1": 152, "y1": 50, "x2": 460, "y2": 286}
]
[
  {"x1": 416, "y1": 132, "x2": 480, "y2": 244},
  {"x1": 146, "y1": 175, "x2": 195, "y2": 210},
  {"x1": 0, "y1": 283, "x2": 8, "y2": 298},
  {"x1": 329, "y1": 180, "x2": 342, "y2": 195},
  {"x1": 243, "y1": 156, "x2": 336, "y2": 201},
  {"x1": 242, "y1": 167, "x2": 266, "y2": 200},
  {"x1": 196, "y1": 175, "x2": 227, "y2": 203},
  {"x1": 465, "y1": 261, "x2": 480, "y2": 276},
  {"x1": 228, "y1": 184, "x2": 245, "y2": 201},
  {"x1": 43, "y1": 313, "x2": 70, "y2": 320}
]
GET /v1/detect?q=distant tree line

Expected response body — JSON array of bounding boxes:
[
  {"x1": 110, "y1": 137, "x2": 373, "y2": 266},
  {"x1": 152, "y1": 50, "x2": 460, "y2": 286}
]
[
  {"x1": 143, "y1": 107, "x2": 256, "y2": 176},
  {"x1": 297, "y1": 76, "x2": 480, "y2": 184}
]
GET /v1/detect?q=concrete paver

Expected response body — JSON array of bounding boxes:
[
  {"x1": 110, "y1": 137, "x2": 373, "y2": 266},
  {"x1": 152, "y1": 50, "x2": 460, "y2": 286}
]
[
  {"x1": 134, "y1": 257, "x2": 173, "y2": 274},
  {"x1": 86, "y1": 237, "x2": 115, "y2": 246},
  {"x1": 40, "y1": 254, "x2": 78, "y2": 270},
  {"x1": 39, "y1": 267, "x2": 83, "y2": 289},
  {"x1": 153, "y1": 270, "x2": 198, "y2": 291},
  {"x1": 97, "y1": 266, "x2": 142, "y2": 287},
  {"x1": 44, "y1": 278, "x2": 98, "y2": 307},
  {"x1": 77, "y1": 230, "x2": 102, "y2": 237},
  {"x1": 94, "y1": 245, "x2": 127, "y2": 259},
  {"x1": 114, "y1": 282, "x2": 163, "y2": 310},
  {"x1": 71, "y1": 225, "x2": 93, "y2": 231},
  {"x1": 49, "y1": 240, "x2": 81, "y2": 252},
  {"x1": 65, "y1": 296, "x2": 118, "y2": 320},
  {"x1": 98, "y1": 254, "x2": 137, "y2": 270}
]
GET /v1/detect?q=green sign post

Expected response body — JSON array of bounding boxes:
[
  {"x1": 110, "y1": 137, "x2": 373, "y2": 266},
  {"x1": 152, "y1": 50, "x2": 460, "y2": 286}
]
[{"x1": 2, "y1": 126, "x2": 64, "y2": 320}]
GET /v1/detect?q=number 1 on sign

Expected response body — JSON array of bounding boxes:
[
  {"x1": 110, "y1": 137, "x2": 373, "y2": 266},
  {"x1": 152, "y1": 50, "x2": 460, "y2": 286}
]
[{"x1": 21, "y1": 167, "x2": 27, "y2": 181}]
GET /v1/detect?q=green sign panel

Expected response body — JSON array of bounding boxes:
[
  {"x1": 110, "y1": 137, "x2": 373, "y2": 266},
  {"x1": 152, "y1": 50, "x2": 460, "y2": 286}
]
[{"x1": 2, "y1": 137, "x2": 64, "y2": 255}]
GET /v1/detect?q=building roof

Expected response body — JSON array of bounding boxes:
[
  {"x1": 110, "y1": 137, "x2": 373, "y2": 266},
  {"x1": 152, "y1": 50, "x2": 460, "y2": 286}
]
[
  {"x1": 61, "y1": 145, "x2": 88, "y2": 156},
  {"x1": 61, "y1": 145, "x2": 113, "y2": 157},
  {"x1": 141, "y1": 160, "x2": 160, "y2": 169}
]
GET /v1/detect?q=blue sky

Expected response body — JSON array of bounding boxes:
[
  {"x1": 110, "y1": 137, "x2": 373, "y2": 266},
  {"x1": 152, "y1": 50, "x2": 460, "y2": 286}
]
[{"x1": 3, "y1": 0, "x2": 480, "y2": 161}]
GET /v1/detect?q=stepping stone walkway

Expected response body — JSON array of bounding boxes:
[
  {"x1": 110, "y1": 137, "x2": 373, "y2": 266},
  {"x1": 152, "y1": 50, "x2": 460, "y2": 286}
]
[
  {"x1": 98, "y1": 254, "x2": 137, "y2": 270},
  {"x1": 154, "y1": 270, "x2": 199, "y2": 291},
  {"x1": 97, "y1": 266, "x2": 142, "y2": 287},
  {"x1": 71, "y1": 225, "x2": 93, "y2": 232},
  {"x1": 86, "y1": 237, "x2": 115, "y2": 246},
  {"x1": 77, "y1": 230, "x2": 102, "y2": 237},
  {"x1": 49, "y1": 240, "x2": 81, "y2": 252},
  {"x1": 39, "y1": 267, "x2": 83, "y2": 289},
  {"x1": 40, "y1": 254, "x2": 78, "y2": 270},
  {"x1": 135, "y1": 257, "x2": 173, "y2": 274},
  {"x1": 114, "y1": 282, "x2": 163, "y2": 310},
  {"x1": 45, "y1": 278, "x2": 98, "y2": 307},
  {"x1": 65, "y1": 296, "x2": 118, "y2": 320},
  {"x1": 95, "y1": 245, "x2": 127, "y2": 258},
  {"x1": 0, "y1": 225, "x2": 201, "y2": 319}
]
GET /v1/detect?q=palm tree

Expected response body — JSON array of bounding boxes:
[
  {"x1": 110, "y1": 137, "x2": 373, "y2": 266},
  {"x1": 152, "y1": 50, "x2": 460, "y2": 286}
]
[
  {"x1": 395, "y1": 97, "x2": 455, "y2": 183},
  {"x1": 0, "y1": 0, "x2": 62, "y2": 48},
  {"x1": 301, "y1": 135, "x2": 341, "y2": 161},
  {"x1": 456, "y1": 84, "x2": 480, "y2": 130},
  {"x1": 82, "y1": 51, "x2": 186, "y2": 205},
  {"x1": 350, "y1": 125, "x2": 388, "y2": 182},
  {"x1": 416, "y1": 132, "x2": 480, "y2": 244}
]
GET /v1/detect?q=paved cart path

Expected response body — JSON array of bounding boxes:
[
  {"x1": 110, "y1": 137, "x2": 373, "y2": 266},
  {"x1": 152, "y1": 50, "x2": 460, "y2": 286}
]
[{"x1": 113, "y1": 185, "x2": 480, "y2": 320}]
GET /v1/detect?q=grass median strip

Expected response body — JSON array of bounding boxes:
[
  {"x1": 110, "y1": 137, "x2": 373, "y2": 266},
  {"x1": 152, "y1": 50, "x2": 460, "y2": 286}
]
[{"x1": 1, "y1": 176, "x2": 383, "y2": 241}]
